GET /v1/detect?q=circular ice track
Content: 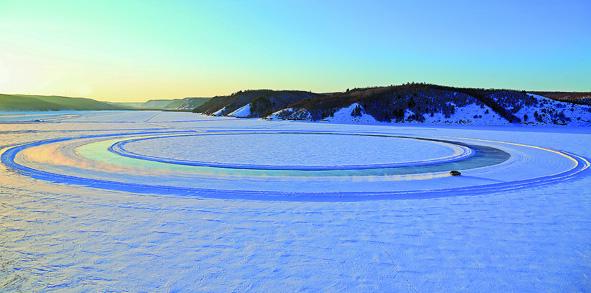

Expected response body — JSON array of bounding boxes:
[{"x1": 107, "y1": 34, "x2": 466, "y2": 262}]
[
  {"x1": 1, "y1": 130, "x2": 588, "y2": 201},
  {"x1": 109, "y1": 132, "x2": 474, "y2": 170}
]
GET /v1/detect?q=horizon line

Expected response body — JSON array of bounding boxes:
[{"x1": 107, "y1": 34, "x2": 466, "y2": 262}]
[{"x1": 2, "y1": 81, "x2": 591, "y2": 103}]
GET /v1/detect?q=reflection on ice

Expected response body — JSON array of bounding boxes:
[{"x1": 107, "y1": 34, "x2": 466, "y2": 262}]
[{"x1": 1, "y1": 111, "x2": 590, "y2": 291}]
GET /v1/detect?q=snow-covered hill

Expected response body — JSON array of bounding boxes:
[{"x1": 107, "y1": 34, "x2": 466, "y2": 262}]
[
  {"x1": 175, "y1": 97, "x2": 210, "y2": 111},
  {"x1": 197, "y1": 84, "x2": 591, "y2": 126},
  {"x1": 114, "y1": 97, "x2": 210, "y2": 111},
  {"x1": 269, "y1": 97, "x2": 591, "y2": 126},
  {"x1": 270, "y1": 102, "x2": 509, "y2": 125},
  {"x1": 194, "y1": 90, "x2": 319, "y2": 118},
  {"x1": 504, "y1": 93, "x2": 591, "y2": 126}
]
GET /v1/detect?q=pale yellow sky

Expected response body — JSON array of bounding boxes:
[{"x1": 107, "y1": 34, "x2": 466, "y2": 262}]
[{"x1": 2, "y1": 1, "x2": 590, "y2": 102}]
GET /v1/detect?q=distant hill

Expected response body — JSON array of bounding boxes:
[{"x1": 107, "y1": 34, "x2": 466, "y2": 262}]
[
  {"x1": 194, "y1": 90, "x2": 320, "y2": 117},
  {"x1": 530, "y1": 91, "x2": 591, "y2": 106},
  {"x1": 116, "y1": 97, "x2": 210, "y2": 111},
  {"x1": 194, "y1": 84, "x2": 591, "y2": 126},
  {"x1": 174, "y1": 97, "x2": 211, "y2": 110},
  {"x1": 0, "y1": 94, "x2": 126, "y2": 111}
]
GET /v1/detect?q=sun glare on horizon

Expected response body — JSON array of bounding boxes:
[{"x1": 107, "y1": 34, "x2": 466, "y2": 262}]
[{"x1": 1, "y1": 0, "x2": 590, "y2": 102}]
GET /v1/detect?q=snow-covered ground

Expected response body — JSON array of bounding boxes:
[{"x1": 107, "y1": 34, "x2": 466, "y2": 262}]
[{"x1": 1, "y1": 111, "x2": 590, "y2": 291}]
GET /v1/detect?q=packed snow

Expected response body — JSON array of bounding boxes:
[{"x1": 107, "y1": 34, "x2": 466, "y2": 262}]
[{"x1": 1, "y1": 111, "x2": 590, "y2": 291}]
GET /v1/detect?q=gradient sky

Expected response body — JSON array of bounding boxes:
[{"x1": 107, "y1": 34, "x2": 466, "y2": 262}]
[{"x1": 1, "y1": 0, "x2": 590, "y2": 102}]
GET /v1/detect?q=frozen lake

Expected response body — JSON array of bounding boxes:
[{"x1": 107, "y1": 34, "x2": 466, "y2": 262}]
[{"x1": 1, "y1": 111, "x2": 590, "y2": 291}]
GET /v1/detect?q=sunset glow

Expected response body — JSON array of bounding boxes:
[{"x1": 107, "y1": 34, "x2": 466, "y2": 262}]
[{"x1": 1, "y1": 0, "x2": 590, "y2": 101}]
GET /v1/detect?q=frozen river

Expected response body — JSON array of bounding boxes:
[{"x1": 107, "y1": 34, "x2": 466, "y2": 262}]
[{"x1": 1, "y1": 111, "x2": 590, "y2": 291}]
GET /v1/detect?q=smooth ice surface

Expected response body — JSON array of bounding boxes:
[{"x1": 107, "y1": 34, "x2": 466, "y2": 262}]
[
  {"x1": 1, "y1": 111, "x2": 591, "y2": 292},
  {"x1": 120, "y1": 133, "x2": 459, "y2": 167}
]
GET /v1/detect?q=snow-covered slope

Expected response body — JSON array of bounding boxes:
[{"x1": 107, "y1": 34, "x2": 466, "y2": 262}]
[
  {"x1": 270, "y1": 102, "x2": 508, "y2": 126},
  {"x1": 269, "y1": 96, "x2": 591, "y2": 126},
  {"x1": 512, "y1": 94, "x2": 591, "y2": 126},
  {"x1": 484, "y1": 91, "x2": 591, "y2": 126},
  {"x1": 212, "y1": 107, "x2": 226, "y2": 116},
  {"x1": 194, "y1": 90, "x2": 319, "y2": 117},
  {"x1": 228, "y1": 104, "x2": 251, "y2": 118},
  {"x1": 409, "y1": 103, "x2": 507, "y2": 125},
  {"x1": 267, "y1": 108, "x2": 312, "y2": 121},
  {"x1": 324, "y1": 103, "x2": 378, "y2": 124}
]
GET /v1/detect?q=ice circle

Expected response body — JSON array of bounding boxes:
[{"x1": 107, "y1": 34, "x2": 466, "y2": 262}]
[
  {"x1": 111, "y1": 132, "x2": 472, "y2": 170},
  {"x1": 1, "y1": 129, "x2": 588, "y2": 201}
]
